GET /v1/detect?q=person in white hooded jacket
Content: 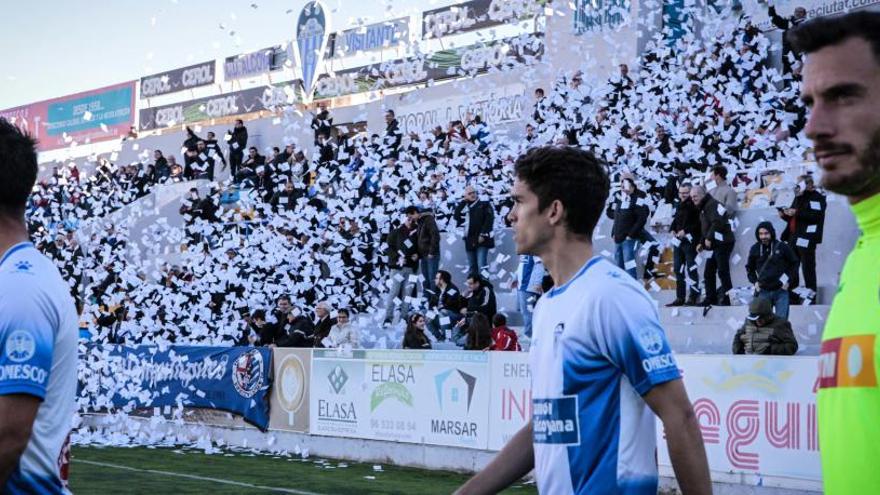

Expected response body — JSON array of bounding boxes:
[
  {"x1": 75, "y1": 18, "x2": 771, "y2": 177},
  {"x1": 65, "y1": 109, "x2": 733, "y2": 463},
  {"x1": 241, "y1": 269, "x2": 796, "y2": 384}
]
[{"x1": 326, "y1": 309, "x2": 360, "y2": 349}]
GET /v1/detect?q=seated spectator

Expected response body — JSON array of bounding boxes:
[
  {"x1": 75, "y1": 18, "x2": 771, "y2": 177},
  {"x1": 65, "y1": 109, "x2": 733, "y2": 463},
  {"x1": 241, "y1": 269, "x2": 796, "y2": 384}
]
[
  {"x1": 312, "y1": 301, "x2": 337, "y2": 348},
  {"x1": 236, "y1": 147, "x2": 265, "y2": 183},
  {"x1": 464, "y1": 312, "x2": 492, "y2": 350},
  {"x1": 271, "y1": 180, "x2": 301, "y2": 214},
  {"x1": 326, "y1": 308, "x2": 359, "y2": 349},
  {"x1": 402, "y1": 313, "x2": 432, "y2": 349},
  {"x1": 746, "y1": 221, "x2": 798, "y2": 320},
  {"x1": 463, "y1": 273, "x2": 496, "y2": 322},
  {"x1": 429, "y1": 270, "x2": 465, "y2": 340},
  {"x1": 275, "y1": 306, "x2": 315, "y2": 347},
  {"x1": 732, "y1": 298, "x2": 798, "y2": 355},
  {"x1": 240, "y1": 309, "x2": 277, "y2": 346},
  {"x1": 490, "y1": 314, "x2": 521, "y2": 351}
]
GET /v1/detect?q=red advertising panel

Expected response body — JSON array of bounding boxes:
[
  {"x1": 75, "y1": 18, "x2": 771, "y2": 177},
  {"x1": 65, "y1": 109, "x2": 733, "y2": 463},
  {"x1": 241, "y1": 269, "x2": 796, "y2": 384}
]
[{"x1": 0, "y1": 81, "x2": 136, "y2": 152}]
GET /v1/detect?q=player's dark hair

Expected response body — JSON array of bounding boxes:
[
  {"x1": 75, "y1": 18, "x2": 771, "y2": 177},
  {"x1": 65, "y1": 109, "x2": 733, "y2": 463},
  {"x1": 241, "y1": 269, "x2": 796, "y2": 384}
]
[
  {"x1": 788, "y1": 11, "x2": 880, "y2": 64},
  {"x1": 0, "y1": 118, "x2": 39, "y2": 220},
  {"x1": 513, "y1": 146, "x2": 610, "y2": 238}
]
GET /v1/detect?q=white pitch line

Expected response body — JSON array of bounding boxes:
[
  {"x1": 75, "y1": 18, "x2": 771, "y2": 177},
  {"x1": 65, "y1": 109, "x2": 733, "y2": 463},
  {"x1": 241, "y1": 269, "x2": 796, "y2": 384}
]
[{"x1": 75, "y1": 459, "x2": 321, "y2": 494}]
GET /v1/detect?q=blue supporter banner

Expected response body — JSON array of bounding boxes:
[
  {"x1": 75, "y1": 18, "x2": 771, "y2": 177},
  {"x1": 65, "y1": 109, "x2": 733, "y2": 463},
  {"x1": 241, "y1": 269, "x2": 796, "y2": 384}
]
[{"x1": 83, "y1": 345, "x2": 273, "y2": 430}]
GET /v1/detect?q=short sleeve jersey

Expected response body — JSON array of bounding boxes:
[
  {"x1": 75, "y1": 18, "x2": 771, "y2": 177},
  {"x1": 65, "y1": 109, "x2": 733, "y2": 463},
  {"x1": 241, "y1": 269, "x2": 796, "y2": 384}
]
[
  {"x1": 529, "y1": 256, "x2": 680, "y2": 494},
  {"x1": 0, "y1": 242, "x2": 78, "y2": 494}
]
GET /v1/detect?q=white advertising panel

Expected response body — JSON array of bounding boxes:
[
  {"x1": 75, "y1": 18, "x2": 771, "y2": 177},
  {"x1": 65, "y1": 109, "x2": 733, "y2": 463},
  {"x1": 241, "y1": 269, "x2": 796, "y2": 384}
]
[
  {"x1": 657, "y1": 355, "x2": 820, "y2": 482},
  {"x1": 309, "y1": 349, "x2": 491, "y2": 449},
  {"x1": 487, "y1": 352, "x2": 531, "y2": 451}
]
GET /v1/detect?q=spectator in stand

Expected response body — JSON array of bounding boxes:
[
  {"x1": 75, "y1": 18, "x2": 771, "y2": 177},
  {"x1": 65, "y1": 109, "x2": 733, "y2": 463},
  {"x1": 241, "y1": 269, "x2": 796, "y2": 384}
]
[
  {"x1": 268, "y1": 294, "x2": 292, "y2": 335},
  {"x1": 767, "y1": 5, "x2": 807, "y2": 77},
  {"x1": 271, "y1": 180, "x2": 301, "y2": 214},
  {"x1": 429, "y1": 270, "x2": 465, "y2": 340},
  {"x1": 746, "y1": 222, "x2": 798, "y2": 320},
  {"x1": 383, "y1": 110, "x2": 402, "y2": 158},
  {"x1": 667, "y1": 182, "x2": 702, "y2": 306},
  {"x1": 407, "y1": 205, "x2": 440, "y2": 295},
  {"x1": 154, "y1": 150, "x2": 170, "y2": 182},
  {"x1": 241, "y1": 309, "x2": 272, "y2": 346},
  {"x1": 515, "y1": 255, "x2": 544, "y2": 337},
  {"x1": 192, "y1": 140, "x2": 214, "y2": 180},
  {"x1": 465, "y1": 312, "x2": 492, "y2": 350},
  {"x1": 462, "y1": 273, "x2": 496, "y2": 322},
  {"x1": 227, "y1": 119, "x2": 248, "y2": 178},
  {"x1": 204, "y1": 131, "x2": 227, "y2": 170},
  {"x1": 779, "y1": 174, "x2": 826, "y2": 302},
  {"x1": 236, "y1": 147, "x2": 264, "y2": 184},
  {"x1": 454, "y1": 186, "x2": 495, "y2": 277},
  {"x1": 326, "y1": 308, "x2": 359, "y2": 349},
  {"x1": 532, "y1": 88, "x2": 547, "y2": 125},
  {"x1": 312, "y1": 301, "x2": 336, "y2": 348},
  {"x1": 382, "y1": 216, "x2": 419, "y2": 326},
  {"x1": 168, "y1": 160, "x2": 184, "y2": 183},
  {"x1": 311, "y1": 101, "x2": 333, "y2": 146},
  {"x1": 182, "y1": 126, "x2": 201, "y2": 178},
  {"x1": 607, "y1": 175, "x2": 649, "y2": 278},
  {"x1": 490, "y1": 313, "x2": 521, "y2": 351},
  {"x1": 402, "y1": 313, "x2": 432, "y2": 349},
  {"x1": 732, "y1": 298, "x2": 798, "y2": 355},
  {"x1": 708, "y1": 165, "x2": 738, "y2": 221},
  {"x1": 525, "y1": 123, "x2": 537, "y2": 143},
  {"x1": 276, "y1": 306, "x2": 315, "y2": 347},
  {"x1": 691, "y1": 184, "x2": 735, "y2": 307}
]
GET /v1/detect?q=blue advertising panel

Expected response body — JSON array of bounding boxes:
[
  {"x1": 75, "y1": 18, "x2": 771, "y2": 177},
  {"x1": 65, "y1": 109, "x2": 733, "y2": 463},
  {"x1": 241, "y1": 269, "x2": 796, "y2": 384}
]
[
  {"x1": 45, "y1": 84, "x2": 133, "y2": 137},
  {"x1": 82, "y1": 345, "x2": 273, "y2": 430}
]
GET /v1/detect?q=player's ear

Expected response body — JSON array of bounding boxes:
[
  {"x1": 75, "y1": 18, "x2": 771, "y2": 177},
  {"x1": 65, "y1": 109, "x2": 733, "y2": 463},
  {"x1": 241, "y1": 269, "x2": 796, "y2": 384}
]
[{"x1": 546, "y1": 199, "x2": 564, "y2": 226}]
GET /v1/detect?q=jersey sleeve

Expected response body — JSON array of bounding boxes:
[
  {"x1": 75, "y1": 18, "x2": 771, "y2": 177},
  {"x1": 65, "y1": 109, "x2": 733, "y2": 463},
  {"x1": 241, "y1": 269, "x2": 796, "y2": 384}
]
[
  {"x1": 0, "y1": 290, "x2": 56, "y2": 399},
  {"x1": 594, "y1": 284, "x2": 681, "y2": 396}
]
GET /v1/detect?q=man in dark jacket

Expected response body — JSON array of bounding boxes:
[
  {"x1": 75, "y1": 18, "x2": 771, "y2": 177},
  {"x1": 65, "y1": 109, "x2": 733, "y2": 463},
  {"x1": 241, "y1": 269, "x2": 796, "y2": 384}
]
[
  {"x1": 153, "y1": 150, "x2": 170, "y2": 182},
  {"x1": 732, "y1": 297, "x2": 799, "y2": 355},
  {"x1": 312, "y1": 301, "x2": 337, "y2": 348},
  {"x1": 227, "y1": 119, "x2": 248, "y2": 178},
  {"x1": 383, "y1": 110, "x2": 402, "y2": 158},
  {"x1": 454, "y1": 186, "x2": 495, "y2": 277},
  {"x1": 275, "y1": 308, "x2": 316, "y2": 347},
  {"x1": 767, "y1": 5, "x2": 807, "y2": 78},
  {"x1": 691, "y1": 185, "x2": 735, "y2": 307},
  {"x1": 746, "y1": 221, "x2": 798, "y2": 320},
  {"x1": 606, "y1": 176, "x2": 648, "y2": 279},
  {"x1": 779, "y1": 174, "x2": 826, "y2": 301},
  {"x1": 311, "y1": 102, "x2": 333, "y2": 146},
  {"x1": 271, "y1": 180, "x2": 302, "y2": 214},
  {"x1": 428, "y1": 270, "x2": 465, "y2": 340},
  {"x1": 407, "y1": 205, "x2": 441, "y2": 294},
  {"x1": 667, "y1": 182, "x2": 702, "y2": 306},
  {"x1": 382, "y1": 216, "x2": 419, "y2": 325}
]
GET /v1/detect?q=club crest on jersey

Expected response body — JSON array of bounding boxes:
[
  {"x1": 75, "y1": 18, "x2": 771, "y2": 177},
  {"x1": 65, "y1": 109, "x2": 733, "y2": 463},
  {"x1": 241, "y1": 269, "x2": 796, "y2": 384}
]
[
  {"x1": 637, "y1": 327, "x2": 665, "y2": 355},
  {"x1": 5, "y1": 330, "x2": 36, "y2": 363},
  {"x1": 232, "y1": 349, "x2": 264, "y2": 398}
]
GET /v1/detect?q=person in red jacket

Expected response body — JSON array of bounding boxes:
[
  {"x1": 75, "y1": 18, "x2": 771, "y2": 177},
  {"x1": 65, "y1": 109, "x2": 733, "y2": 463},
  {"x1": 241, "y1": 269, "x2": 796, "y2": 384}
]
[{"x1": 490, "y1": 314, "x2": 521, "y2": 351}]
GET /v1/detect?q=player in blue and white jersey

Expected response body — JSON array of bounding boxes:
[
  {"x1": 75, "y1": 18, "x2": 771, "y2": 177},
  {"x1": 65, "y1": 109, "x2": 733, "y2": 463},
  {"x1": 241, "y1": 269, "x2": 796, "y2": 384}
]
[
  {"x1": 458, "y1": 147, "x2": 710, "y2": 494},
  {"x1": 0, "y1": 118, "x2": 78, "y2": 494}
]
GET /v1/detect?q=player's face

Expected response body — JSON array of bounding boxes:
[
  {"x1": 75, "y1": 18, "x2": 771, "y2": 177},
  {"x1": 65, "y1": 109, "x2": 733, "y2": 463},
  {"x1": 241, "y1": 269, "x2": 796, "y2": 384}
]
[
  {"x1": 508, "y1": 178, "x2": 552, "y2": 256},
  {"x1": 802, "y1": 37, "x2": 880, "y2": 200}
]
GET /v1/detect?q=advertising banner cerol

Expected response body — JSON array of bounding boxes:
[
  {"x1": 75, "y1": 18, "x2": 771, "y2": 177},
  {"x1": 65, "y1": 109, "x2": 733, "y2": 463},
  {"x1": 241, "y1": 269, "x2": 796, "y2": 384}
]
[
  {"x1": 140, "y1": 61, "x2": 216, "y2": 98},
  {"x1": 657, "y1": 355, "x2": 820, "y2": 482},
  {"x1": 422, "y1": 0, "x2": 544, "y2": 39},
  {"x1": 269, "y1": 348, "x2": 312, "y2": 432},
  {"x1": 81, "y1": 345, "x2": 273, "y2": 430},
  {"x1": 138, "y1": 81, "x2": 300, "y2": 131},
  {"x1": 487, "y1": 352, "x2": 531, "y2": 450},
  {"x1": 0, "y1": 81, "x2": 135, "y2": 152}
]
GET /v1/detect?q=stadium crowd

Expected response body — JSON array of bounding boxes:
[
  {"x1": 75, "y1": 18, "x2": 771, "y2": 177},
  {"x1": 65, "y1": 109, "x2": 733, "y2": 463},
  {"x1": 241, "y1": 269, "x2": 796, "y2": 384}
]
[{"x1": 28, "y1": 8, "x2": 827, "y2": 355}]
